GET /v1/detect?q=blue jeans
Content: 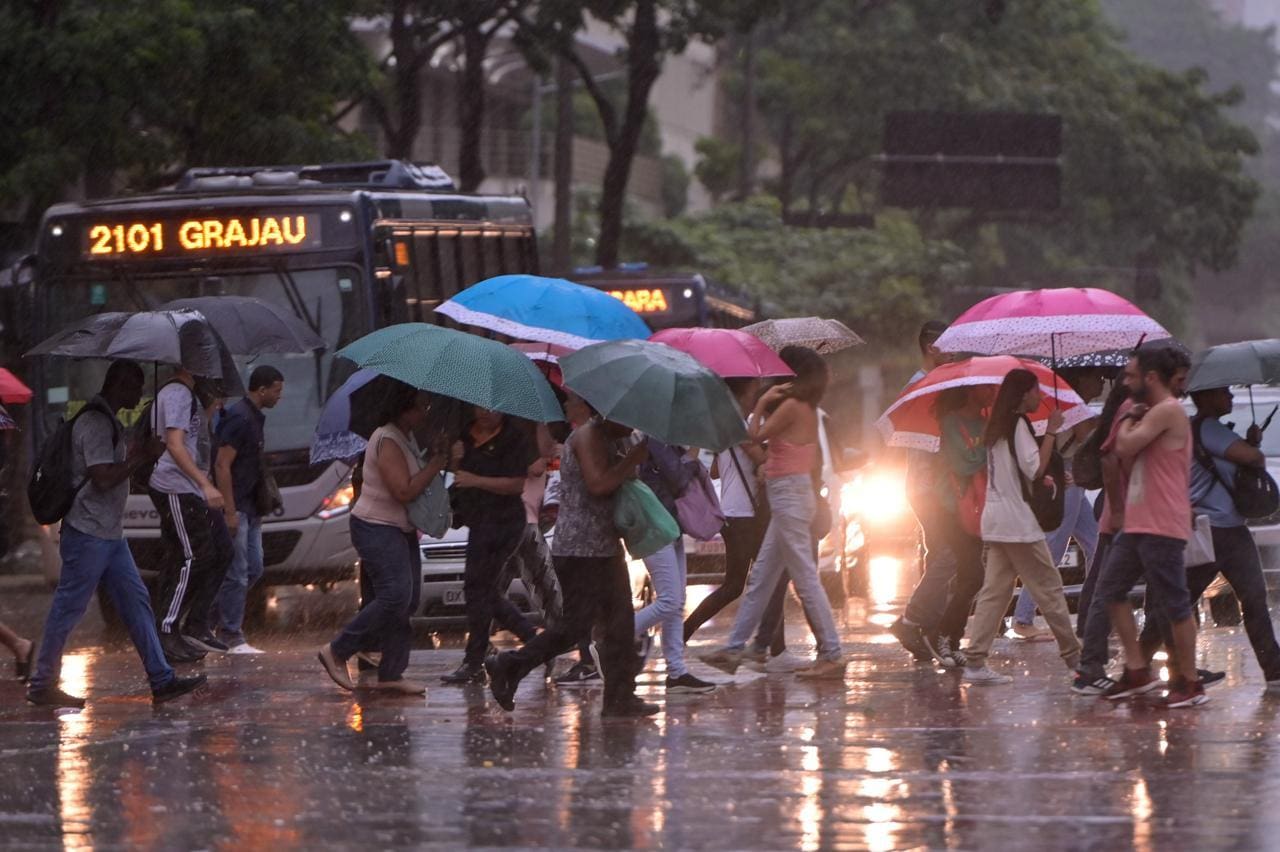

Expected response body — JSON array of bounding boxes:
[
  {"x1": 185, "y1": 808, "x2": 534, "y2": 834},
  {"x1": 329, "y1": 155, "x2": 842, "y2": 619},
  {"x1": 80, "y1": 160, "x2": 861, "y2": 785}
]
[
  {"x1": 1014, "y1": 485, "x2": 1098, "y2": 624},
  {"x1": 31, "y1": 525, "x2": 174, "y2": 692},
  {"x1": 726, "y1": 475, "x2": 842, "y2": 660},
  {"x1": 333, "y1": 516, "x2": 421, "y2": 682},
  {"x1": 216, "y1": 512, "x2": 264, "y2": 646},
  {"x1": 639, "y1": 539, "x2": 688, "y2": 677}
]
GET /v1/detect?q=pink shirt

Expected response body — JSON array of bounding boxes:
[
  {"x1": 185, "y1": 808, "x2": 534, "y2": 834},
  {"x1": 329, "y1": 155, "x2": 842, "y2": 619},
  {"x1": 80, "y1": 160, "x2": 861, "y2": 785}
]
[
  {"x1": 1121, "y1": 398, "x2": 1192, "y2": 541},
  {"x1": 764, "y1": 440, "x2": 817, "y2": 480}
]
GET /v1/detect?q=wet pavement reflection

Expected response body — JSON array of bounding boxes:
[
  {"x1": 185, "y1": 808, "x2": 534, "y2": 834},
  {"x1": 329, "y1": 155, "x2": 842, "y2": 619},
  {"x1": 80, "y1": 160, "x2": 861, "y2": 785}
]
[{"x1": 3, "y1": 567, "x2": 1280, "y2": 850}]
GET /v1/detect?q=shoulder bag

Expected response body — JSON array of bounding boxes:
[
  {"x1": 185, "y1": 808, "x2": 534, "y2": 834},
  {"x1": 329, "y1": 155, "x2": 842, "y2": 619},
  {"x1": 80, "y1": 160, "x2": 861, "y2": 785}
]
[{"x1": 1011, "y1": 417, "x2": 1066, "y2": 532}]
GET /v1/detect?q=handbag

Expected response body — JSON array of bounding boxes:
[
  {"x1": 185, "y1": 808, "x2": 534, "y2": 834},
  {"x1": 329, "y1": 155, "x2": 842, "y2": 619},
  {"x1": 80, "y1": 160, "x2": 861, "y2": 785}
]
[
  {"x1": 675, "y1": 462, "x2": 726, "y2": 541},
  {"x1": 613, "y1": 479, "x2": 681, "y2": 560},
  {"x1": 252, "y1": 463, "x2": 283, "y2": 517},
  {"x1": 1011, "y1": 417, "x2": 1066, "y2": 532},
  {"x1": 1184, "y1": 513, "x2": 1215, "y2": 567},
  {"x1": 408, "y1": 473, "x2": 452, "y2": 539}
]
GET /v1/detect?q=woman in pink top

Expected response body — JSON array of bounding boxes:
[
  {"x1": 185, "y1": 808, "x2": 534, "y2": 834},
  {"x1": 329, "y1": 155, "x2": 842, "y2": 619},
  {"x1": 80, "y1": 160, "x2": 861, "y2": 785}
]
[
  {"x1": 702, "y1": 346, "x2": 845, "y2": 680},
  {"x1": 319, "y1": 382, "x2": 448, "y2": 695}
]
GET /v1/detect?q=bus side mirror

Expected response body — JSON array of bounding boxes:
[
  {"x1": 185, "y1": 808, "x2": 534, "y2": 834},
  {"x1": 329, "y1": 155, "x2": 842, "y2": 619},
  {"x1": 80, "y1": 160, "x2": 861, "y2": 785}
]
[{"x1": 0, "y1": 255, "x2": 36, "y2": 352}]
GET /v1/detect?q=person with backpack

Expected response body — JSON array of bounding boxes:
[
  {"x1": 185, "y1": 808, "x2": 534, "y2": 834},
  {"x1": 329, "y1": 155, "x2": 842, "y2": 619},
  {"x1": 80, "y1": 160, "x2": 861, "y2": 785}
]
[
  {"x1": 146, "y1": 367, "x2": 229, "y2": 664},
  {"x1": 1135, "y1": 385, "x2": 1280, "y2": 691},
  {"x1": 962, "y1": 369, "x2": 1081, "y2": 685},
  {"x1": 211, "y1": 365, "x2": 285, "y2": 655},
  {"x1": 1007, "y1": 367, "x2": 1107, "y2": 640},
  {"x1": 27, "y1": 361, "x2": 206, "y2": 707}
]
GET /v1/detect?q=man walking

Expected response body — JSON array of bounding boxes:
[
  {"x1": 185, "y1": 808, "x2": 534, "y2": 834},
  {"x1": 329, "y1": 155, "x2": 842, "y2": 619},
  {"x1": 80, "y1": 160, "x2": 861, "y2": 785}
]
[
  {"x1": 149, "y1": 366, "x2": 227, "y2": 663},
  {"x1": 213, "y1": 365, "x2": 284, "y2": 654},
  {"x1": 1098, "y1": 345, "x2": 1207, "y2": 707},
  {"x1": 1137, "y1": 385, "x2": 1280, "y2": 690},
  {"x1": 27, "y1": 361, "x2": 206, "y2": 707}
]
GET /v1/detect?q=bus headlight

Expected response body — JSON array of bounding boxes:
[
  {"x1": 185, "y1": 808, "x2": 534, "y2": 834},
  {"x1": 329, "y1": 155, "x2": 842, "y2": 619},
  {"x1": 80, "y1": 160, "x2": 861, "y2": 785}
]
[
  {"x1": 316, "y1": 478, "x2": 356, "y2": 520},
  {"x1": 841, "y1": 472, "x2": 909, "y2": 526}
]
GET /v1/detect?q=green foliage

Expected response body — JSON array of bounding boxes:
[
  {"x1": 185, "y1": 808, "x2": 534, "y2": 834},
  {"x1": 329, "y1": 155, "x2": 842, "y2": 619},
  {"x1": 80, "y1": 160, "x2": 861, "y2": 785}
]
[
  {"x1": 659, "y1": 154, "x2": 689, "y2": 218},
  {"x1": 693, "y1": 136, "x2": 739, "y2": 202},
  {"x1": 622, "y1": 199, "x2": 968, "y2": 346},
  {"x1": 0, "y1": 0, "x2": 372, "y2": 211}
]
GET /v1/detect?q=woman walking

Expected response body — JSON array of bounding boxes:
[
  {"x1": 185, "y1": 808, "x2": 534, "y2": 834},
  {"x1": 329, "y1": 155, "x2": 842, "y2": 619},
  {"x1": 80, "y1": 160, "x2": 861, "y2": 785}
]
[
  {"x1": 702, "y1": 347, "x2": 845, "y2": 679},
  {"x1": 318, "y1": 382, "x2": 447, "y2": 695},
  {"x1": 963, "y1": 369, "x2": 1081, "y2": 685}
]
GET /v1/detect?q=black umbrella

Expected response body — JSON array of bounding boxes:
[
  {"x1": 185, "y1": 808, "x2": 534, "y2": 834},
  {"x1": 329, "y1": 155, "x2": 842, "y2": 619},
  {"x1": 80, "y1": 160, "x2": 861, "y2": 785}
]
[
  {"x1": 25, "y1": 309, "x2": 245, "y2": 395},
  {"x1": 159, "y1": 296, "x2": 325, "y2": 355}
]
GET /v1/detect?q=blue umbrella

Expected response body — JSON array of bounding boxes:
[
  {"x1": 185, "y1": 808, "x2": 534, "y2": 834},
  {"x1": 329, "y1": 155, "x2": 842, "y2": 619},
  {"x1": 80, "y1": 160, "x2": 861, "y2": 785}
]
[
  {"x1": 435, "y1": 274, "x2": 651, "y2": 349},
  {"x1": 310, "y1": 369, "x2": 378, "y2": 464}
]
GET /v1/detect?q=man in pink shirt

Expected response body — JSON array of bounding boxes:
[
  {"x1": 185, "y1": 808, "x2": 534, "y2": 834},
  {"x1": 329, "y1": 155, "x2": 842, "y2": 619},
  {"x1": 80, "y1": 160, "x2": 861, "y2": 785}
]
[{"x1": 1096, "y1": 344, "x2": 1206, "y2": 707}]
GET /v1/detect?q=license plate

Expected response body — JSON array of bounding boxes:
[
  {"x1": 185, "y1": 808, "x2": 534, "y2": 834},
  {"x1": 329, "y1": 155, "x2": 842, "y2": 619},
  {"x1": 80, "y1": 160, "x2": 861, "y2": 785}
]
[{"x1": 444, "y1": 588, "x2": 466, "y2": 606}]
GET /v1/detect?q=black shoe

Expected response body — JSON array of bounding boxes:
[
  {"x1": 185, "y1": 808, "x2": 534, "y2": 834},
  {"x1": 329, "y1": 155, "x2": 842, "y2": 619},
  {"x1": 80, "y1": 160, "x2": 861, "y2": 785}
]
[
  {"x1": 601, "y1": 695, "x2": 661, "y2": 718},
  {"x1": 184, "y1": 632, "x2": 230, "y2": 654},
  {"x1": 485, "y1": 655, "x2": 518, "y2": 712},
  {"x1": 26, "y1": 686, "x2": 87, "y2": 708},
  {"x1": 666, "y1": 673, "x2": 717, "y2": 694},
  {"x1": 889, "y1": 619, "x2": 932, "y2": 661},
  {"x1": 16, "y1": 641, "x2": 35, "y2": 682},
  {"x1": 1198, "y1": 668, "x2": 1226, "y2": 689},
  {"x1": 152, "y1": 674, "x2": 208, "y2": 705},
  {"x1": 160, "y1": 632, "x2": 205, "y2": 664},
  {"x1": 441, "y1": 662, "x2": 487, "y2": 685},
  {"x1": 554, "y1": 662, "x2": 601, "y2": 687}
]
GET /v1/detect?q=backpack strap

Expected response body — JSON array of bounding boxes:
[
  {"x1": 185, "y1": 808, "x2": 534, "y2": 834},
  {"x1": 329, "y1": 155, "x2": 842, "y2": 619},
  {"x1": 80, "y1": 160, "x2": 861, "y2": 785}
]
[{"x1": 1191, "y1": 415, "x2": 1236, "y2": 500}]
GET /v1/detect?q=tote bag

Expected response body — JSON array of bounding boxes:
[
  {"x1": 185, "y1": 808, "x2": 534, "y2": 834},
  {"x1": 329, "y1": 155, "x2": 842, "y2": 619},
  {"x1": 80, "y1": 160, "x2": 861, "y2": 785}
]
[
  {"x1": 675, "y1": 463, "x2": 726, "y2": 541},
  {"x1": 614, "y1": 480, "x2": 681, "y2": 560}
]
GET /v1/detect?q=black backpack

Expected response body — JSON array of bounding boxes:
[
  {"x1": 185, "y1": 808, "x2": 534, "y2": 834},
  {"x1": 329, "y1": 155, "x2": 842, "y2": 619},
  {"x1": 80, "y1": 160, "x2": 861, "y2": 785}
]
[
  {"x1": 28, "y1": 399, "x2": 119, "y2": 524},
  {"x1": 1011, "y1": 416, "x2": 1066, "y2": 532},
  {"x1": 130, "y1": 381, "x2": 198, "y2": 494},
  {"x1": 1192, "y1": 416, "x2": 1280, "y2": 521}
]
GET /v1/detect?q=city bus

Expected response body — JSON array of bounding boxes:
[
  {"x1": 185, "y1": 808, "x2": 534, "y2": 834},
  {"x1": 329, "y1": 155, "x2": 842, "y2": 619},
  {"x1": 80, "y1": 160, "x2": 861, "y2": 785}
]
[
  {"x1": 17, "y1": 160, "x2": 537, "y2": 604},
  {"x1": 569, "y1": 265, "x2": 757, "y2": 331}
]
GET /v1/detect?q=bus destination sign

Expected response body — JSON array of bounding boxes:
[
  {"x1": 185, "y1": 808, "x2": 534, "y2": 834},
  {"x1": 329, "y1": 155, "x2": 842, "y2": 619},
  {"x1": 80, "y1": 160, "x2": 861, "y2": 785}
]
[
  {"x1": 609, "y1": 288, "x2": 671, "y2": 314},
  {"x1": 80, "y1": 213, "x2": 323, "y2": 259}
]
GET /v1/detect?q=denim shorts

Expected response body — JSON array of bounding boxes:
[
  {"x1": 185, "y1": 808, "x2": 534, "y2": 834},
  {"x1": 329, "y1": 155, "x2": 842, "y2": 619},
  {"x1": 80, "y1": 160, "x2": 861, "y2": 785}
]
[{"x1": 1098, "y1": 532, "x2": 1193, "y2": 623}]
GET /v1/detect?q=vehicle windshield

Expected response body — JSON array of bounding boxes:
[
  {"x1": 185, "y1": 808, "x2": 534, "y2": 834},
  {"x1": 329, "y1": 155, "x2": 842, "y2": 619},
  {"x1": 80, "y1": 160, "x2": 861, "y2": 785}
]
[{"x1": 37, "y1": 265, "x2": 365, "y2": 453}]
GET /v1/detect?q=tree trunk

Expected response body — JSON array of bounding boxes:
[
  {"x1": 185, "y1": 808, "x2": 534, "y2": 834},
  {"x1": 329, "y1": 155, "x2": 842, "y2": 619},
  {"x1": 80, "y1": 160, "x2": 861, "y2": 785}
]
[
  {"x1": 593, "y1": 0, "x2": 661, "y2": 268},
  {"x1": 736, "y1": 27, "x2": 756, "y2": 201},
  {"x1": 457, "y1": 27, "x2": 489, "y2": 192},
  {"x1": 778, "y1": 114, "x2": 795, "y2": 217},
  {"x1": 383, "y1": 0, "x2": 422, "y2": 160},
  {"x1": 552, "y1": 56, "x2": 575, "y2": 275}
]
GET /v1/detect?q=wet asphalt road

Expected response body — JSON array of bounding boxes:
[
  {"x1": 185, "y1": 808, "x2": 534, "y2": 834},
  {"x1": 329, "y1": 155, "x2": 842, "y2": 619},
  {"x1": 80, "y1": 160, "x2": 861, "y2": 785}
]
[{"x1": 3, "y1": 572, "x2": 1280, "y2": 850}]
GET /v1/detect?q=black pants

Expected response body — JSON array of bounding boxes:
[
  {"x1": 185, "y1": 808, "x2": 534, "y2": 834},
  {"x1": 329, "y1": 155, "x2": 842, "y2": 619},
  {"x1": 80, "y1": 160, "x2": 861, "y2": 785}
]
[
  {"x1": 506, "y1": 554, "x2": 638, "y2": 706},
  {"x1": 463, "y1": 520, "x2": 537, "y2": 665},
  {"x1": 150, "y1": 491, "x2": 225, "y2": 636},
  {"x1": 1140, "y1": 525, "x2": 1280, "y2": 679},
  {"x1": 186, "y1": 508, "x2": 233, "y2": 636},
  {"x1": 683, "y1": 516, "x2": 767, "y2": 642},
  {"x1": 937, "y1": 523, "x2": 985, "y2": 644}
]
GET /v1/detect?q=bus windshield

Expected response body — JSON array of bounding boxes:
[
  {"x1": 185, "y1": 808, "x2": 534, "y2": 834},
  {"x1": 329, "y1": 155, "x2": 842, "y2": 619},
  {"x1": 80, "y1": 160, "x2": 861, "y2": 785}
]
[{"x1": 38, "y1": 264, "x2": 365, "y2": 454}]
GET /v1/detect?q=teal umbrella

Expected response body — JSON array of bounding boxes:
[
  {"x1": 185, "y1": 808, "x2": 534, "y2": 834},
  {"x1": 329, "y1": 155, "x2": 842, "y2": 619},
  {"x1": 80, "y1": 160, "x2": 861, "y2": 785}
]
[
  {"x1": 560, "y1": 339, "x2": 747, "y2": 451},
  {"x1": 337, "y1": 324, "x2": 564, "y2": 422},
  {"x1": 1187, "y1": 338, "x2": 1280, "y2": 393}
]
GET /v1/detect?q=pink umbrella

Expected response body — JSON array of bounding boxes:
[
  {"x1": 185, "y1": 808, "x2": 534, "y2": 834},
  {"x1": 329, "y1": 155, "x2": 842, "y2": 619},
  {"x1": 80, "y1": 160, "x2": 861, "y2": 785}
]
[
  {"x1": 0, "y1": 368, "x2": 32, "y2": 405},
  {"x1": 935, "y1": 287, "x2": 1170, "y2": 360},
  {"x1": 877, "y1": 356, "x2": 1091, "y2": 452},
  {"x1": 650, "y1": 328, "x2": 795, "y2": 378}
]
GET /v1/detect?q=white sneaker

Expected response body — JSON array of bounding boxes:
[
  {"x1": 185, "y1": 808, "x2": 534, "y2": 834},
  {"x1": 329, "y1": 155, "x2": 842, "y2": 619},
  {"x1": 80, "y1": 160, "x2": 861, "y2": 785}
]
[
  {"x1": 963, "y1": 666, "x2": 1013, "y2": 685},
  {"x1": 227, "y1": 642, "x2": 265, "y2": 655},
  {"x1": 764, "y1": 651, "x2": 807, "y2": 673}
]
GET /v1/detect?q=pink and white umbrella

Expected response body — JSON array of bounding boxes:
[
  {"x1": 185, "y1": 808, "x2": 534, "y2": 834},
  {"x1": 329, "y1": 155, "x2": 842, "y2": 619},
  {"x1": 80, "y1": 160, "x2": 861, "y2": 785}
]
[
  {"x1": 935, "y1": 288, "x2": 1170, "y2": 360},
  {"x1": 877, "y1": 356, "x2": 1092, "y2": 452}
]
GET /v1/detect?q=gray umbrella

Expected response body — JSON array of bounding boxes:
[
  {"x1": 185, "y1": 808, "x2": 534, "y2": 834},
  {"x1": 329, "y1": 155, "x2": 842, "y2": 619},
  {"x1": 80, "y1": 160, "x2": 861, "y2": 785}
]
[
  {"x1": 1187, "y1": 338, "x2": 1280, "y2": 393},
  {"x1": 159, "y1": 296, "x2": 325, "y2": 355},
  {"x1": 26, "y1": 309, "x2": 245, "y2": 395},
  {"x1": 741, "y1": 317, "x2": 865, "y2": 355}
]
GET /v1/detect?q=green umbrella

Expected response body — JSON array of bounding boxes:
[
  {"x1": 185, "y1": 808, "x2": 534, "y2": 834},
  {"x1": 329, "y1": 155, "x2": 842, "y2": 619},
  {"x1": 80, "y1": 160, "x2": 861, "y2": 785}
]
[
  {"x1": 337, "y1": 323, "x2": 564, "y2": 422},
  {"x1": 1187, "y1": 338, "x2": 1280, "y2": 393},
  {"x1": 560, "y1": 339, "x2": 747, "y2": 451}
]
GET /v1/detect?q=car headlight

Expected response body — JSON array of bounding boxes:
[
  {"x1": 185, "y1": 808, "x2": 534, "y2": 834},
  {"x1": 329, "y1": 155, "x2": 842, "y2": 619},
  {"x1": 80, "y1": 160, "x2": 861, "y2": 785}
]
[
  {"x1": 316, "y1": 477, "x2": 356, "y2": 520},
  {"x1": 841, "y1": 472, "x2": 909, "y2": 525}
]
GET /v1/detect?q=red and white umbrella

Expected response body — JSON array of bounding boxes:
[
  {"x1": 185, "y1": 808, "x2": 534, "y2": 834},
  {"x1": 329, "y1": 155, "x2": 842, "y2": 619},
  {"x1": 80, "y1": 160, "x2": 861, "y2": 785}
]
[
  {"x1": 935, "y1": 287, "x2": 1170, "y2": 360},
  {"x1": 877, "y1": 356, "x2": 1092, "y2": 452}
]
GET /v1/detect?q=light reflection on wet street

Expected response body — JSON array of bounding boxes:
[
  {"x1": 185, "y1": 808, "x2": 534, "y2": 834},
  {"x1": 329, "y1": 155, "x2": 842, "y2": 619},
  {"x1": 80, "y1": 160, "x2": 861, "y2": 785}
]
[{"x1": 3, "y1": 569, "x2": 1280, "y2": 850}]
